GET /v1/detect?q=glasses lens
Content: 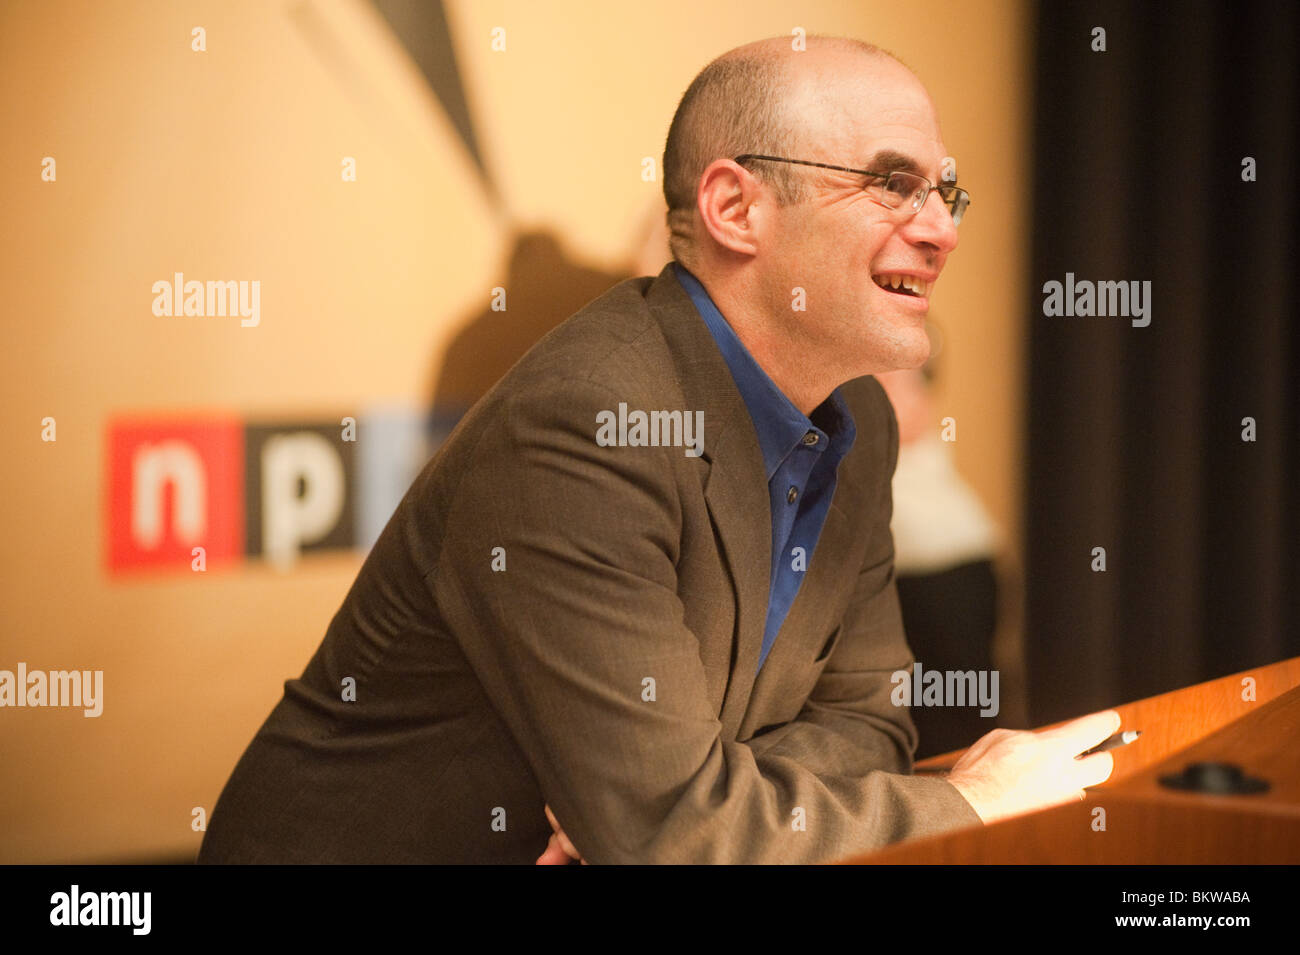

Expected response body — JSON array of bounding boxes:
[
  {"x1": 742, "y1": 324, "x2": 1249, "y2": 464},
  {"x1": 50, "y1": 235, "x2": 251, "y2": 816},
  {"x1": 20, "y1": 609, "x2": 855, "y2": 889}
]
[
  {"x1": 940, "y1": 187, "x2": 969, "y2": 225},
  {"x1": 877, "y1": 172, "x2": 928, "y2": 212}
]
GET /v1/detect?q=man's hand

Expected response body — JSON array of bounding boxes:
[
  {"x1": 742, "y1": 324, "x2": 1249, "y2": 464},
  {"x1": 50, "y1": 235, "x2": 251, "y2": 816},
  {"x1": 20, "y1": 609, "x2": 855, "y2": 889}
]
[
  {"x1": 535, "y1": 803, "x2": 588, "y2": 865},
  {"x1": 945, "y1": 709, "x2": 1121, "y2": 825}
]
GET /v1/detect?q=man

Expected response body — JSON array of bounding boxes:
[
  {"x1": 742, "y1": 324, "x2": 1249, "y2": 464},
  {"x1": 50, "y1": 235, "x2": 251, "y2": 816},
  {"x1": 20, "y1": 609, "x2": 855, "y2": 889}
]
[{"x1": 199, "y1": 35, "x2": 1117, "y2": 866}]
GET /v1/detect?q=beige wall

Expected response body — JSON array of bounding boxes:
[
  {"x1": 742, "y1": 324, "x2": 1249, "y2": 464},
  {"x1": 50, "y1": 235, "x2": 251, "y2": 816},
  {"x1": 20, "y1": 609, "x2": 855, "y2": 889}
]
[{"x1": 0, "y1": 0, "x2": 1030, "y2": 862}]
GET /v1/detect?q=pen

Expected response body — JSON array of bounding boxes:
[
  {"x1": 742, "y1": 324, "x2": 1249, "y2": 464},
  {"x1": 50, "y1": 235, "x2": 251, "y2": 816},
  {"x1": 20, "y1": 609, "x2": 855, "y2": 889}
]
[{"x1": 1079, "y1": 729, "x2": 1141, "y2": 757}]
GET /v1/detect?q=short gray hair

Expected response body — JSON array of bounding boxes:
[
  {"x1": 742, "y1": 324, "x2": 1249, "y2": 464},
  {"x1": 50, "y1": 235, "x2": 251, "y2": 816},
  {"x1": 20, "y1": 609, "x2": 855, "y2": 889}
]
[
  {"x1": 661, "y1": 37, "x2": 890, "y2": 264},
  {"x1": 662, "y1": 54, "x2": 801, "y2": 263}
]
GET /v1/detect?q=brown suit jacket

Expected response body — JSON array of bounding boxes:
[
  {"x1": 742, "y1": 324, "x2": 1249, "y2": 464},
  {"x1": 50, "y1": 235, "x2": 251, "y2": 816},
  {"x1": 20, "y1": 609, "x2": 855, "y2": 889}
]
[{"x1": 198, "y1": 262, "x2": 982, "y2": 864}]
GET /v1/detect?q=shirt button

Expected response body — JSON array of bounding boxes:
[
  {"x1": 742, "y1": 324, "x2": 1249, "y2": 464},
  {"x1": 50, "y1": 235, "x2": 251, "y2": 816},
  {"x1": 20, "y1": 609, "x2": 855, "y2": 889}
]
[
  {"x1": 802, "y1": 431, "x2": 819, "y2": 446},
  {"x1": 787, "y1": 485, "x2": 798, "y2": 504}
]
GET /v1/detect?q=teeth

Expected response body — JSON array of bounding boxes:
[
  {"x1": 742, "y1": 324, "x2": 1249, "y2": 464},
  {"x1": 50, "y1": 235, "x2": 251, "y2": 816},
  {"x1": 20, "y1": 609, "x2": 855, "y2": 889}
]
[{"x1": 874, "y1": 274, "x2": 930, "y2": 297}]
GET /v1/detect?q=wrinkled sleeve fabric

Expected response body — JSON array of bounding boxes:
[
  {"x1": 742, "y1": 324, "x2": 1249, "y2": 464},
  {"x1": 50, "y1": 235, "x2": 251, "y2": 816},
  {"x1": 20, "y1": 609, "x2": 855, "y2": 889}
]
[{"x1": 428, "y1": 376, "x2": 978, "y2": 864}]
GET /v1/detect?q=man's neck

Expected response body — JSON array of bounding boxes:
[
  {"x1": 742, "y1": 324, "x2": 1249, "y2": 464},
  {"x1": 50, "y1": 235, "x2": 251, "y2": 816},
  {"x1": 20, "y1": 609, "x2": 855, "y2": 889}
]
[
  {"x1": 694, "y1": 267, "x2": 834, "y2": 417},
  {"x1": 732, "y1": 322, "x2": 831, "y2": 416}
]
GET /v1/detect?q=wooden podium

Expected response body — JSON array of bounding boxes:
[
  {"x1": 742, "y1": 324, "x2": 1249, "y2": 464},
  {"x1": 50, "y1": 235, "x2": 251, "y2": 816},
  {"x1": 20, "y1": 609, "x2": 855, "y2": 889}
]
[{"x1": 836, "y1": 656, "x2": 1300, "y2": 863}]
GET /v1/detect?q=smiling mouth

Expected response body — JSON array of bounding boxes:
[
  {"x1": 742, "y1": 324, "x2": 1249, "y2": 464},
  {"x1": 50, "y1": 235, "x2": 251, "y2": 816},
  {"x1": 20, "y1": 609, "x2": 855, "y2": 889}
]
[{"x1": 872, "y1": 274, "x2": 931, "y2": 297}]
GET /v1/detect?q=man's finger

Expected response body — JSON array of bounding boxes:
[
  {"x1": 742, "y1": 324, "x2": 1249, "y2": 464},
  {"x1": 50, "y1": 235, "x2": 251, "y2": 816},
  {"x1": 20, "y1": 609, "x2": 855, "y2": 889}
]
[
  {"x1": 553, "y1": 825, "x2": 581, "y2": 860},
  {"x1": 536, "y1": 833, "x2": 573, "y2": 865},
  {"x1": 555, "y1": 827, "x2": 580, "y2": 860},
  {"x1": 543, "y1": 803, "x2": 583, "y2": 861},
  {"x1": 1036, "y1": 709, "x2": 1122, "y2": 752},
  {"x1": 1074, "y1": 750, "x2": 1116, "y2": 788}
]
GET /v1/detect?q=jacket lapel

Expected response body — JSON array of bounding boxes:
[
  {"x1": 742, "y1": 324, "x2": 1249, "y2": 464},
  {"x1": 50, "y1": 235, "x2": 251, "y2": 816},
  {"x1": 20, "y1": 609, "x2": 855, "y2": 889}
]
[
  {"x1": 738, "y1": 499, "x2": 853, "y2": 739},
  {"x1": 701, "y1": 419, "x2": 771, "y2": 737},
  {"x1": 645, "y1": 265, "x2": 771, "y2": 738}
]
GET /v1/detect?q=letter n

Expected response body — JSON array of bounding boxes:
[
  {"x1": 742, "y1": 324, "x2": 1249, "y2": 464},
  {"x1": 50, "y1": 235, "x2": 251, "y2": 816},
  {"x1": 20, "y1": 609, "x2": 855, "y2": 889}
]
[{"x1": 106, "y1": 416, "x2": 244, "y2": 574}]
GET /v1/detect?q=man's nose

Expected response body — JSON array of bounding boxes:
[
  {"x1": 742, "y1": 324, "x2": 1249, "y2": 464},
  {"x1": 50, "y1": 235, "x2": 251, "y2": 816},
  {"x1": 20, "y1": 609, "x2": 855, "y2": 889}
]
[{"x1": 903, "y1": 189, "x2": 959, "y2": 253}]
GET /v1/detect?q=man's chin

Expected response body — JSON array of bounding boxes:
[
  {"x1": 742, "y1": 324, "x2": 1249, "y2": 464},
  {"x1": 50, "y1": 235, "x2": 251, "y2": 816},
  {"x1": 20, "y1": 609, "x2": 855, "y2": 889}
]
[
  {"x1": 903, "y1": 338, "x2": 932, "y2": 369},
  {"x1": 884, "y1": 327, "x2": 932, "y2": 370}
]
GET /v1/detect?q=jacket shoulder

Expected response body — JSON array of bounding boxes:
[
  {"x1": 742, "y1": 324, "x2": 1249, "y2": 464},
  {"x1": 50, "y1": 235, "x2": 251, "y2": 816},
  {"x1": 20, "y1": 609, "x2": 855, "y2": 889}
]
[{"x1": 500, "y1": 275, "x2": 669, "y2": 398}]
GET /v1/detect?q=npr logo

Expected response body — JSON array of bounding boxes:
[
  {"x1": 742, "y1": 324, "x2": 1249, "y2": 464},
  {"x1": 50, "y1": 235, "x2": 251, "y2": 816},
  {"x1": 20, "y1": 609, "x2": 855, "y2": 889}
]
[{"x1": 105, "y1": 411, "x2": 432, "y2": 574}]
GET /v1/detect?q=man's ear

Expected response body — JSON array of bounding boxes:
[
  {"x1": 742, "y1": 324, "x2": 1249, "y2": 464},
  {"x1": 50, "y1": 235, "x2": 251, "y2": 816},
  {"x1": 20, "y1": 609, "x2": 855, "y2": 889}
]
[{"x1": 695, "y1": 158, "x2": 763, "y2": 258}]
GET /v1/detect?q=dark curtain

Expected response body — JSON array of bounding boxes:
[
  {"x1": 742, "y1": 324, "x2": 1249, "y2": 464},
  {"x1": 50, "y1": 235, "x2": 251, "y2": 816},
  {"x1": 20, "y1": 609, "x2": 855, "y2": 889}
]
[{"x1": 1026, "y1": 0, "x2": 1300, "y2": 724}]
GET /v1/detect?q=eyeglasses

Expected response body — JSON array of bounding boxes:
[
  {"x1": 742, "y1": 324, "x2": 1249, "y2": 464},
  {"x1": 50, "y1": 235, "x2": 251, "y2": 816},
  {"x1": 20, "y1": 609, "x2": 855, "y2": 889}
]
[{"x1": 733, "y1": 154, "x2": 971, "y2": 225}]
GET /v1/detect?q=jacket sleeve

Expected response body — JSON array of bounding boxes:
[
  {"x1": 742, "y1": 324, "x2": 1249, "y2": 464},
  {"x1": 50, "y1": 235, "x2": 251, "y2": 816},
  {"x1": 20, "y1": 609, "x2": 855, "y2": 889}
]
[
  {"x1": 740, "y1": 525, "x2": 984, "y2": 848},
  {"x1": 428, "y1": 375, "x2": 978, "y2": 864}
]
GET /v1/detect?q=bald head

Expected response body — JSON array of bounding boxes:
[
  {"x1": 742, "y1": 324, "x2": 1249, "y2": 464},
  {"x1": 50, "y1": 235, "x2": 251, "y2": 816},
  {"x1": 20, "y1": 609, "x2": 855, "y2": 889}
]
[{"x1": 661, "y1": 36, "x2": 906, "y2": 265}]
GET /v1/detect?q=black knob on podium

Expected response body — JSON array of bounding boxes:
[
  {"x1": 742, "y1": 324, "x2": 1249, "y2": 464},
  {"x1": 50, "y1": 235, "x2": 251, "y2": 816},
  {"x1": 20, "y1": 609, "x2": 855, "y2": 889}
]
[{"x1": 1158, "y1": 761, "x2": 1269, "y2": 794}]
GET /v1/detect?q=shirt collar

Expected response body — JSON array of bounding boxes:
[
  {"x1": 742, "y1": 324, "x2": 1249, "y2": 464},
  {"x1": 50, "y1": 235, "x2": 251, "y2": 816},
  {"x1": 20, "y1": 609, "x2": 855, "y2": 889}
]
[{"x1": 673, "y1": 262, "x2": 856, "y2": 479}]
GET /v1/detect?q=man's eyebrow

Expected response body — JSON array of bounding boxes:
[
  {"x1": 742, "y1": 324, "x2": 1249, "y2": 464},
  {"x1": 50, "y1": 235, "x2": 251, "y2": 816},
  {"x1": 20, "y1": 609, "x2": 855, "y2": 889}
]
[{"x1": 864, "y1": 149, "x2": 955, "y2": 185}]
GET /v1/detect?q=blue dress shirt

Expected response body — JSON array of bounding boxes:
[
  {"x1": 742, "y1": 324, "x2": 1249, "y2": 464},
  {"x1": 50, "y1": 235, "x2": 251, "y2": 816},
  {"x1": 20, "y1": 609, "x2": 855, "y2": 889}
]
[{"x1": 673, "y1": 263, "x2": 857, "y2": 672}]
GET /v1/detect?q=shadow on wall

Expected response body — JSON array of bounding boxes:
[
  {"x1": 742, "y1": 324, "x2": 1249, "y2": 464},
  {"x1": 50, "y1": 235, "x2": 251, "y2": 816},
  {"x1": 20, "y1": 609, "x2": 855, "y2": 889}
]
[
  {"x1": 428, "y1": 230, "x2": 627, "y2": 426},
  {"x1": 426, "y1": 208, "x2": 673, "y2": 435}
]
